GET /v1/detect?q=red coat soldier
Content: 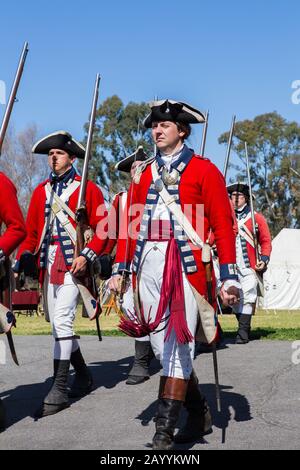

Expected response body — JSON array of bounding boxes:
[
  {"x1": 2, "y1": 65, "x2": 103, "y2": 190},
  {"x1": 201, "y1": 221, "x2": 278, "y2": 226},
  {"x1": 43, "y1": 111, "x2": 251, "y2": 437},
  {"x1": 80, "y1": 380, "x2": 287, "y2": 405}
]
[
  {"x1": 108, "y1": 148, "x2": 155, "y2": 385},
  {"x1": 15, "y1": 131, "x2": 107, "y2": 417},
  {"x1": 109, "y1": 99, "x2": 241, "y2": 449},
  {"x1": 0, "y1": 172, "x2": 27, "y2": 431},
  {"x1": 227, "y1": 182, "x2": 272, "y2": 343}
]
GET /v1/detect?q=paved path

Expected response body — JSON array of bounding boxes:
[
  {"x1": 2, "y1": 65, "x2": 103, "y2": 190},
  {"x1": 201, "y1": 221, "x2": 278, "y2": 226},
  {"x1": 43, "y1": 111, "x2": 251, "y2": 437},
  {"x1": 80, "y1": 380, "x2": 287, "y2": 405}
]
[{"x1": 0, "y1": 336, "x2": 299, "y2": 450}]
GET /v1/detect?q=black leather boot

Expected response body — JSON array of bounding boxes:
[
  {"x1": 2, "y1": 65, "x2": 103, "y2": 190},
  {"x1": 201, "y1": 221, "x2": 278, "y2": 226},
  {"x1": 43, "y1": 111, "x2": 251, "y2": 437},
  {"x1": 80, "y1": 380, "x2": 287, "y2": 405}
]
[
  {"x1": 69, "y1": 348, "x2": 93, "y2": 398},
  {"x1": 236, "y1": 314, "x2": 252, "y2": 344},
  {"x1": 126, "y1": 340, "x2": 154, "y2": 385},
  {"x1": 0, "y1": 398, "x2": 6, "y2": 432},
  {"x1": 152, "y1": 376, "x2": 188, "y2": 450},
  {"x1": 174, "y1": 372, "x2": 212, "y2": 443},
  {"x1": 35, "y1": 359, "x2": 70, "y2": 418}
]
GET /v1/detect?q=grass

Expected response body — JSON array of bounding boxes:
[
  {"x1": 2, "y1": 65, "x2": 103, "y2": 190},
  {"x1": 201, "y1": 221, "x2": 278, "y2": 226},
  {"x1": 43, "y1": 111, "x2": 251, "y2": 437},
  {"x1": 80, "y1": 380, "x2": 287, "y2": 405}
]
[
  {"x1": 12, "y1": 308, "x2": 300, "y2": 341},
  {"x1": 218, "y1": 309, "x2": 300, "y2": 341}
]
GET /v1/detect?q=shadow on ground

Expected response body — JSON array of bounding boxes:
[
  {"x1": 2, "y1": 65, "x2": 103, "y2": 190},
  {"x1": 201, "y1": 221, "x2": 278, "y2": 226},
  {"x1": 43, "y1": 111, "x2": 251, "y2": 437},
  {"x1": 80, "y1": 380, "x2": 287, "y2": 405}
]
[
  {"x1": 0, "y1": 354, "x2": 161, "y2": 431},
  {"x1": 135, "y1": 382, "x2": 252, "y2": 449}
]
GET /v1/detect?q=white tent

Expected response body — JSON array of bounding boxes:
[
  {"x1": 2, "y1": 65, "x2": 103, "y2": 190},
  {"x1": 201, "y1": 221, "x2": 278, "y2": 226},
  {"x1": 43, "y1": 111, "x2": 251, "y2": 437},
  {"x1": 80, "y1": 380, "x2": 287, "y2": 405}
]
[{"x1": 263, "y1": 228, "x2": 300, "y2": 310}]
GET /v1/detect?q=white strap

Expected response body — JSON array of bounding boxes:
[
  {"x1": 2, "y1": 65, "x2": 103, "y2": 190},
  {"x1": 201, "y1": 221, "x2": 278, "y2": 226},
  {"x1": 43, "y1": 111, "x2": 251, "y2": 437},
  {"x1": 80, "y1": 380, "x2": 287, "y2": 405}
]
[
  {"x1": 151, "y1": 162, "x2": 204, "y2": 249},
  {"x1": 45, "y1": 180, "x2": 80, "y2": 219},
  {"x1": 237, "y1": 212, "x2": 251, "y2": 229},
  {"x1": 45, "y1": 182, "x2": 80, "y2": 245},
  {"x1": 34, "y1": 180, "x2": 80, "y2": 254},
  {"x1": 238, "y1": 213, "x2": 255, "y2": 248},
  {"x1": 46, "y1": 184, "x2": 77, "y2": 221}
]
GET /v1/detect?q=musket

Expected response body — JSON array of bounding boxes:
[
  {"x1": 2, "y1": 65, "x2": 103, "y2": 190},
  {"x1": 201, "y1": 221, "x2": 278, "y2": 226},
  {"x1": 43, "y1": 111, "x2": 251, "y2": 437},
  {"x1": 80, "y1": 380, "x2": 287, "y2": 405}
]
[
  {"x1": 0, "y1": 41, "x2": 29, "y2": 155},
  {"x1": 200, "y1": 110, "x2": 209, "y2": 156},
  {"x1": 75, "y1": 74, "x2": 102, "y2": 341},
  {"x1": 245, "y1": 142, "x2": 260, "y2": 264},
  {"x1": 153, "y1": 95, "x2": 158, "y2": 156},
  {"x1": 223, "y1": 115, "x2": 236, "y2": 180},
  {"x1": 76, "y1": 73, "x2": 101, "y2": 233},
  {"x1": 202, "y1": 245, "x2": 221, "y2": 413},
  {"x1": 0, "y1": 42, "x2": 29, "y2": 364}
]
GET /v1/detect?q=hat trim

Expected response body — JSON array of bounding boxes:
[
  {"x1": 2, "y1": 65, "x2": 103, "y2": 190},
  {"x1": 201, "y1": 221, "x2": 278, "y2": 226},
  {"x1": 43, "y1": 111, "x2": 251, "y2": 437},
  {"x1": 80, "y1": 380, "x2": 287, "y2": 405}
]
[{"x1": 32, "y1": 130, "x2": 85, "y2": 155}]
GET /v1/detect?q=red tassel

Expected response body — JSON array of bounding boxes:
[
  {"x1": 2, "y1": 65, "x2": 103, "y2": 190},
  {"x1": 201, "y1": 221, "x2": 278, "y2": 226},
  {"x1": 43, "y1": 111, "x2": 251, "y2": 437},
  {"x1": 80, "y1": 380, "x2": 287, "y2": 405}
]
[{"x1": 118, "y1": 237, "x2": 193, "y2": 344}]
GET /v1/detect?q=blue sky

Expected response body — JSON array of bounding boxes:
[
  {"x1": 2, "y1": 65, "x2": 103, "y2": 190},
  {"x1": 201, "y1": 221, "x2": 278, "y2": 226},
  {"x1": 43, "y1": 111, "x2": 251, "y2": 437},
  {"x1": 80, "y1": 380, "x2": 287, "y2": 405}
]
[{"x1": 1, "y1": 0, "x2": 299, "y2": 171}]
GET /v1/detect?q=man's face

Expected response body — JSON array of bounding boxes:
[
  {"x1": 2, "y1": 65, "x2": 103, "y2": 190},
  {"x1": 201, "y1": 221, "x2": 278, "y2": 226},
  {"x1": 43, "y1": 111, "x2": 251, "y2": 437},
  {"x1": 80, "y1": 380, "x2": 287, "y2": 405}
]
[
  {"x1": 230, "y1": 191, "x2": 246, "y2": 209},
  {"x1": 151, "y1": 121, "x2": 185, "y2": 153},
  {"x1": 48, "y1": 149, "x2": 75, "y2": 175}
]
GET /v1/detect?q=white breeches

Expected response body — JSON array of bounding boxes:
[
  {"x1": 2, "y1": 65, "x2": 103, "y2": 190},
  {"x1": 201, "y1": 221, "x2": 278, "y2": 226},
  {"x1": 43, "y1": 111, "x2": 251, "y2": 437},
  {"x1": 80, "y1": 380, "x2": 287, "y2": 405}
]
[
  {"x1": 44, "y1": 245, "x2": 79, "y2": 339},
  {"x1": 232, "y1": 267, "x2": 258, "y2": 315},
  {"x1": 138, "y1": 241, "x2": 198, "y2": 380}
]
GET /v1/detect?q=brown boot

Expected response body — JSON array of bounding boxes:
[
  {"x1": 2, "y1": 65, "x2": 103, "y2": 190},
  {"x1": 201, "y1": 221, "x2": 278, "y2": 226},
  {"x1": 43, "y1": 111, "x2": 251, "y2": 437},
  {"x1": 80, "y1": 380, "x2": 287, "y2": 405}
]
[
  {"x1": 174, "y1": 371, "x2": 212, "y2": 443},
  {"x1": 152, "y1": 376, "x2": 188, "y2": 450}
]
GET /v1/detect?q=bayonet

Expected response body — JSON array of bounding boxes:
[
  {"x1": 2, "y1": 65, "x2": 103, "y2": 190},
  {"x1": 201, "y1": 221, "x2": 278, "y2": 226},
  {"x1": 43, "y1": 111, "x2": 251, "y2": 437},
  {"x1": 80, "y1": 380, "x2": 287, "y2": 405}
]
[
  {"x1": 200, "y1": 109, "x2": 209, "y2": 156},
  {"x1": 0, "y1": 41, "x2": 29, "y2": 155},
  {"x1": 223, "y1": 115, "x2": 236, "y2": 180},
  {"x1": 245, "y1": 142, "x2": 260, "y2": 263}
]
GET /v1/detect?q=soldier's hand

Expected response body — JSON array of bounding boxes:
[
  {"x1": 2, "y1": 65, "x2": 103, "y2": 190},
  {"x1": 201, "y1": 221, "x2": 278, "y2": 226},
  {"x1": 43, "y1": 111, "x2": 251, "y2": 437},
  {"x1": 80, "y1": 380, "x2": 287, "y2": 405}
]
[
  {"x1": 255, "y1": 260, "x2": 266, "y2": 272},
  {"x1": 220, "y1": 282, "x2": 240, "y2": 307},
  {"x1": 70, "y1": 256, "x2": 87, "y2": 276},
  {"x1": 108, "y1": 275, "x2": 122, "y2": 293}
]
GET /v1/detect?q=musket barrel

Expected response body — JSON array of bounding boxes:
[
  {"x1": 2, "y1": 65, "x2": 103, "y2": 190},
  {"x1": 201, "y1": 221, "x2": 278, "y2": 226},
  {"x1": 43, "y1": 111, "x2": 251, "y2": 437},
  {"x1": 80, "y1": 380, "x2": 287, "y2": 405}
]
[
  {"x1": 223, "y1": 114, "x2": 236, "y2": 180},
  {"x1": 153, "y1": 94, "x2": 158, "y2": 155},
  {"x1": 245, "y1": 142, "x2": 259, "y2": 262},
  {"x1": 0, "y1": 41, "x2": 29, "y2": 155},
  {"x1": 200, "y1": 109, "x2": 209, "y2": 156},
  {"x1": 77, "y1": 73, "x2": 101, "y2": 211}
]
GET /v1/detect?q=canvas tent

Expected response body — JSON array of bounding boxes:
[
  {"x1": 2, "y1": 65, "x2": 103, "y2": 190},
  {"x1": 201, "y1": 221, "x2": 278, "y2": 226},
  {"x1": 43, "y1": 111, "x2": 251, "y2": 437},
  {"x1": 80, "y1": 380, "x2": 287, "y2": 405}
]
[{"x1": 263, "y1": 228, "x2": 300, "y2": 310}]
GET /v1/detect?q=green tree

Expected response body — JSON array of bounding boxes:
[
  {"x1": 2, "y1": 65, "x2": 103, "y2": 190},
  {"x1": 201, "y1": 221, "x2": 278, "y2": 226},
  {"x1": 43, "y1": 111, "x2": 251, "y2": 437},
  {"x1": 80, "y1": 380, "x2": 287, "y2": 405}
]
[
  {"x1": 82, "y1": 95, "x2": 153, "y2": 199},
  {"x1": 219, "y1": 112, "x2": 300, "y2": 236}
]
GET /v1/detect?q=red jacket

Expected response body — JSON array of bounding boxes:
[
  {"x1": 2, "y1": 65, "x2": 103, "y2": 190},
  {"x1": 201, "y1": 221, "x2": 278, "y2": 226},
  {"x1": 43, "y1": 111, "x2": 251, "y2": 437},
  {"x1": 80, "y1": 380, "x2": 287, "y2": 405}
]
[
  {"x1": 238, "y1": 210, "x2": 272, "y2": 268},
  {"x1": 16, "y1": 174, "x2": 107, "y2": 266},
  {"x1": 114, "y1": 154, "x2": 237, "y2": 298},
  {"x1": 103, "y1": 192, "x2": 127, "y2": 256},
  {"x1": 0, "y1": 172, "x2": 27, "y2": 255}
]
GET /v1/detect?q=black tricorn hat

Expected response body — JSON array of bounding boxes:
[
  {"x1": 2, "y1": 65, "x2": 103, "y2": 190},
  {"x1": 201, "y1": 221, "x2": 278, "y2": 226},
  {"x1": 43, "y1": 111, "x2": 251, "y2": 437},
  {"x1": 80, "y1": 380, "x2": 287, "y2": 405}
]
[
  {"x1": 143, "y1": 99, "x2": 205, "y2": 128},
  {"x1": 32, "y1": 131, "x2": 86, "y2": 159},
  {"x1": 115, "y1": 146, "x2": 148, "y2": 173},
  {"x1": 227, "y1": 181, "x2": 250, "y2": 197}
]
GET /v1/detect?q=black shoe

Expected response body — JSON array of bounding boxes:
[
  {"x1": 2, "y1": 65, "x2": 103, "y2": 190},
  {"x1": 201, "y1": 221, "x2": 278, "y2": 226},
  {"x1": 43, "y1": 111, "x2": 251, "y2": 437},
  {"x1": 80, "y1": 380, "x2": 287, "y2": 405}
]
[
  {"x1": 174, "y1": 372, "x2": 212, "y2": 444},
  {"x1": 236, "y1": 314, "x2": 252, "y2": 344},
  {"x1": 174, "y1": 400, "x2": 212, "y2": 443},
  {"x1": 235, "y1": 337, "x2": 249, "y2": 344},
  {"x1": 69, "y1": 369, "x2": 93, "y2": 398},
  {"x1": 126, "y1": 375, "x2": 149, "y2": 385},
  {"x1": 152, "y1": 398, "x2": 183, "y2": 450},
  {"x1": 127, "y1": 340, "x2": 154, "y2": 383},
  {"x1": 0, "y1": 398, "x2": 6, "y2": 432},
  {"x1": 69, "y1": 348, "x2": 93, "y2": 397},
  {"x1": 35, "y1": 401, "x2": 70, "y2": 419},
  {"x1": 35, "y1": 359, "x2": 70, "y2": 419}
]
